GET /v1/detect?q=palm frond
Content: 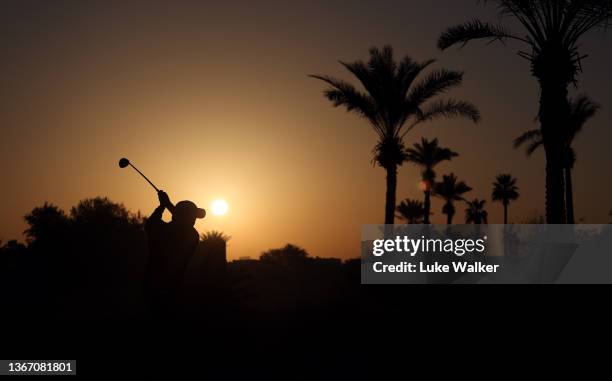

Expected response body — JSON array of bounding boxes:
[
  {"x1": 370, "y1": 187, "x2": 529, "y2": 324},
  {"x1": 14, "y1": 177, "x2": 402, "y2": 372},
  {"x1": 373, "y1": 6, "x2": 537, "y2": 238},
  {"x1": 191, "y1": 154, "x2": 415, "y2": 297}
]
[
  {"x1": 201, "y1": 230, "x2": 231, "y2": 243},
  {"x1": 465, "y1": 198, "x2": 488, "y2": 224},
  {"x1": 407, "y1": 69, "x2": 465, "y2": 109},
  {"x1": 414, "y1": 99, "x2": 481, "y2": 127},
  {"x1": 568, "y1": 94, "x2": 600, "y2": 139},
  {"x1": 492, "y1": 173, "x2": 520, "y2": 203},
  {"x1": 397, "y1": 57, "x2": 437, "y2": 97},
  {"x1": 514, "y1": 129, "x2": 543, "y2": 156},
  {"x1": 438, "y1": 19, "x2": 526, "y2": 50},
  {"x1": 311, "y1": 45, "x2": 479, "y2": 167},
  {"x1": 309, "y1": 74, "x2": 383, "y2": 134},
  {"x1": 434, "y1": 173, "x2": 472, "y2": 202},
  {"x1": 405, "y1": 137, "x2": 458, "y2": 171},
  {"x1": 525, "y1": 139, "x2": 542, "y2": 156},
  {"x1": 396, "y1": 199, "x2": 425, "y2": 224}
]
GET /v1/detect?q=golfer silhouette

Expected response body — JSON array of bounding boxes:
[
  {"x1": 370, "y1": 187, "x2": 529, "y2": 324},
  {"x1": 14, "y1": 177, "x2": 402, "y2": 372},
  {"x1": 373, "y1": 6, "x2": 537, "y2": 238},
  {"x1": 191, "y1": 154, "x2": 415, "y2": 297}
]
[{"x1": 144, "y1": 190, "x2": 206, "y2": 318}]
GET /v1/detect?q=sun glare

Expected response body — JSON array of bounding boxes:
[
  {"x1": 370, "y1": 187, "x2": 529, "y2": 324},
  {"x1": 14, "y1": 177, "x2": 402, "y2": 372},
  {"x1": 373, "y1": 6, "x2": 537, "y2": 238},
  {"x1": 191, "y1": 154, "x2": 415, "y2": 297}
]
[{"x1": 211, "y1": 199, "x2": 229, "y2": 216}]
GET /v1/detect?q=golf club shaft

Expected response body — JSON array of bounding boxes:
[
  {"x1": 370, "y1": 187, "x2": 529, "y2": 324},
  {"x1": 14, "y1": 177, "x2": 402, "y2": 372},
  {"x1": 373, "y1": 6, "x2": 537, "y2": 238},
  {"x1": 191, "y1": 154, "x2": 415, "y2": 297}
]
[{"x1": 129, "y1": 163, "x2": 160, "y2": 192}]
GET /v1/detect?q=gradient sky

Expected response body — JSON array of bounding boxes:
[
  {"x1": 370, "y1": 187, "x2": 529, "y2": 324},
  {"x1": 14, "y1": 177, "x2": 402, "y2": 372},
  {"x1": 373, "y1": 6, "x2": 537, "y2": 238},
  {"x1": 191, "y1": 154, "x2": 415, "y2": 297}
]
[{"x1": 1, "y1": 0, "x2": 611, "y2": 260}]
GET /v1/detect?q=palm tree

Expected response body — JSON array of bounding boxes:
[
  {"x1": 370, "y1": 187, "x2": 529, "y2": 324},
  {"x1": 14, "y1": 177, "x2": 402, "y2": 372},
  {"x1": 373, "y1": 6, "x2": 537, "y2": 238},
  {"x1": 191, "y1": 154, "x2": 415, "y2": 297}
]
[
  {"x1": 310, "y1": 46, "x2": 480, "y2": 224},
  {"x1": 514, "y1": 95, "x2": 599, "y2": 223},
  {"x1": 200, "y1": 230, "x2": 231, "y2": 244},
  {"x1": 438, "y1": 1, "x2": 612, "y2": 224},
  {"x1": 492, "y1": 174, "x2": 520, "y2": 224},
  {"x1": 434, "y1": 173, "x2": 472, "y2": 225},
  {"x1": 405, "y1": 138, "x2": 458, "y2": 224},
  {"x1": 396, "y1": 199, "x2": 426, "y2": 224},
  {"x1": 465, "y1": 199, "x2": 489, "y2": 224}
]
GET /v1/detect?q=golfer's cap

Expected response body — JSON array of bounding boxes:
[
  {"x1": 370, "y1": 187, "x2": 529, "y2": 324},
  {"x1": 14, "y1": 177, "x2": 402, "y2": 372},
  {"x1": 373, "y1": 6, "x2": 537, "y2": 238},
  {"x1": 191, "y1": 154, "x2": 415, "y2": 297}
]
[{"x1": 175, "y1": 201, "x2": 206, "y2": 219}]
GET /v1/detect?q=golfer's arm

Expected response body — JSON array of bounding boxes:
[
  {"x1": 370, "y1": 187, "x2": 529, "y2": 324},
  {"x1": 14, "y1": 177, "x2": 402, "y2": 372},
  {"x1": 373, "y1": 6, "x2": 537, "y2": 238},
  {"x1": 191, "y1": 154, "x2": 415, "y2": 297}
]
[
  {"x1": 145, "y1": 206, "x2": 165, "y2": 231},
  {"x1": 166, "y1": 202, "x2": 175, "y2": 215}
]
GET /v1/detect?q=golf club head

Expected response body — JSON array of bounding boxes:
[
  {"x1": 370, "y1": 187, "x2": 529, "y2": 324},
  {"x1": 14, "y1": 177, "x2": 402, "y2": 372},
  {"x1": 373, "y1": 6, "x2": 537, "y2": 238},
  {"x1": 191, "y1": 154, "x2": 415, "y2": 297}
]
[{"x1": 119, "y1": 158, "x2": 130, "y2": 169}]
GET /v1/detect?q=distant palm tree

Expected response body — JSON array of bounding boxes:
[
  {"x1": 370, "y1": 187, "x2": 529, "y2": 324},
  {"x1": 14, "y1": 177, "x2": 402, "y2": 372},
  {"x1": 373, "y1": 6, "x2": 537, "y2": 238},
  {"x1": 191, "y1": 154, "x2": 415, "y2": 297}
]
[
  {"x1": 310, "y1": 46, "x2": 480, "y2": 224},
  {"x1": 492, "y1": 174, "x2": 520, "y2": 224},
  {"x1": 465, "y1": 199, "x2": 488, "y2": 225},
  {"x1": 438, "y1": 1, "x2": 612, "y2": 224},
  {"x1": 396, "y1": 199, "x2": 425, "y2": 224},
  {"x1": 200, "y1": 230, "x2": 231, "y2": 244},
  {"x1": 405, "y1": 138, "x2": 458, "y2": 224},
  {"x1": 434, "y1": 173, "x2": 472, "y2": 225},
  {"x1": 515, "y1": 96, "x2": 599, "y2": 223}
]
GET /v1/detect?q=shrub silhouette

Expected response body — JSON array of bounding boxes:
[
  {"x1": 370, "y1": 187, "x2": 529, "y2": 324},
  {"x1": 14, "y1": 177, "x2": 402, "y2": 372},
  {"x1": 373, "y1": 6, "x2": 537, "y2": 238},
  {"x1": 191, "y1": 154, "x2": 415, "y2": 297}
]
[
  {"x1": 2, "y1": 198, "x2": 361, "y2": 323},
  {"x1": 260, "y1": 244, "x2": 309, "y2": 267}
]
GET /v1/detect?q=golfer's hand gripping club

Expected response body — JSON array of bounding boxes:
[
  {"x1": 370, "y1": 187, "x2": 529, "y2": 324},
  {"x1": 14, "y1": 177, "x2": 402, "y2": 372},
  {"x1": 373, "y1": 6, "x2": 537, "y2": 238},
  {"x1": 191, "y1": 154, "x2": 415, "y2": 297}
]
[{"x1": 158, "y1": 190, "x2": 175, "y2": 214}]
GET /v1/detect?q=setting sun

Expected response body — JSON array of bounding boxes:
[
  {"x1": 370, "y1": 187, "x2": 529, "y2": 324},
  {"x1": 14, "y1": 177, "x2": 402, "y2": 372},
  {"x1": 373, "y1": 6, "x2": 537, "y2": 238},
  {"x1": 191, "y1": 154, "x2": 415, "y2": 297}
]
[{"x1": 211, "y1": 199, "x2": 229, "y2": 216}]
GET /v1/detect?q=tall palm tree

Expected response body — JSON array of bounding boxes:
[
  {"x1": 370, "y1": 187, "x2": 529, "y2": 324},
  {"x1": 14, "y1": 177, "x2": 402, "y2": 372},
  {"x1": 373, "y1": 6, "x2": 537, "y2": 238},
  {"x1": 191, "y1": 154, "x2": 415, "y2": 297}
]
[
  {"x1": 405, "y1": 138, "x2": 458, "y2": 224},
  {"x1": 396, "y1": 199, "x2": 426, "y2": 224},
  {"x1": 438, "y1": 1, "x2": 612, "y2": 224},
  {"x1": 514, "y1": 95, "x2": 599, "y2": 223},
  {"x1": 310, "y1": 46, "x2": 480, "y2": 224},
  {"x1": 465, "y1": 199, "x2": 489, "y2": 224},
  {"x1": 492, "y1": 174, "x2": 520, "y2": 224},
  {"x1": 434, "y1": 173, "x2": 472, "y2": 224}
]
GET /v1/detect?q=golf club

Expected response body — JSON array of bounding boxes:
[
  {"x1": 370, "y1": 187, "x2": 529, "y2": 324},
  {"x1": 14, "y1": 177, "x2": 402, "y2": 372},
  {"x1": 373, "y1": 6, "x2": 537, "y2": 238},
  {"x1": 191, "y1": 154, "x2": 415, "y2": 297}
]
[{"x1": 118, "y1": 158, "x2": 160, "y2": 193}]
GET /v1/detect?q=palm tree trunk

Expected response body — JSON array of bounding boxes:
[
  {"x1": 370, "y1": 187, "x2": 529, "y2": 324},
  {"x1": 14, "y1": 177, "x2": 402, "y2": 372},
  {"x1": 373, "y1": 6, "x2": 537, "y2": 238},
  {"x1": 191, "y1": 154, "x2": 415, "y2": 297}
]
[
  {"x1": 565, "y1": 167, "x2": 575, "y2": 224},
  {"x1": 423, "y1": 190, "x2": 431, "y2": 224},
  {"x1": 539, "y1": 81, "x2": 568, "y2": 224},
  {"x1": 447, "y1": 211, "x2": 453, "y2": 225},
  {"x1": 503, "y1": 203, "x2": 508, "y2": 225},
  {"x1": 384, "y1": 165, "x2": 397, "y2": 225},
  {"x1": 544, "y1": 144, "x2": 567, "y2": 224}
]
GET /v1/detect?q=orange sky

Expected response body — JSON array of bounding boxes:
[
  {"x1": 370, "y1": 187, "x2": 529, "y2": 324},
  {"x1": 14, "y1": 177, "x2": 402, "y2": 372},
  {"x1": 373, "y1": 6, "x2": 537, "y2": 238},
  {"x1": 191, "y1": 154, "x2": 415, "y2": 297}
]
[{"x1": 1, "y1": 1, "x2": 612, "y2": 260}]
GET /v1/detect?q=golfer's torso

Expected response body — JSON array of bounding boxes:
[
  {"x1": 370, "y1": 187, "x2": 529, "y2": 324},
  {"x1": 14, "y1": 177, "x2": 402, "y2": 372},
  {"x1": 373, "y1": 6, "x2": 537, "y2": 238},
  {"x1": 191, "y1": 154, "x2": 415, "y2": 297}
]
[{"x1": 147, "y1": 224, "x2": 198, "y2": 291}]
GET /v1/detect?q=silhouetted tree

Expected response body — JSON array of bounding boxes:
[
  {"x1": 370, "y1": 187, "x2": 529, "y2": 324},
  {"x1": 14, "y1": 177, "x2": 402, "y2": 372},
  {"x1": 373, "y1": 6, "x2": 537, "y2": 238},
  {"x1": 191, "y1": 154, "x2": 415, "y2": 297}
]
[
  {"x1": 396, "y1": 199, "x2": 425, "y2": 224},
  {"x1": 492, "y1": 174, "x2": 520, "y2": 224},
  {"x1": 17, "y1": 197, "x2": 147, "y2": 318},
  {"x1": 438, "y1": 0, "x2": 612, "y2": 224},
  {"x1": 434, "y1": 173, "x2": 472, "y2": 224},
  {"x1": 201, "y1": 231, "x2": 231, "y2": 243},
  {"x1": 465, "y1": 199, "x2": 488, "y2": 224},
  {"x1": 515, "y1": 95, "x2": 599, "y2": 223},
  {"x1": 184, "y1": 231, "x2": 231, "y2": 316},
  {"x1": 405, "y1": 138, "x2": 458, "y2": 224},
  {"x1": 311, "y1": 46, "x2": 480, "y2": 224},
  {"x1": 24, "y1": 203, "x2": 70, "y2": 252},
  {"x1": 198, "y1": 230, "x2": 230, "y2": 273},
  {"x1": 260, "y1": 244, "x2": 309, "y2": 267},
  {"x1": 0, "y1": 240, "x2": 27, "y2": 255}
]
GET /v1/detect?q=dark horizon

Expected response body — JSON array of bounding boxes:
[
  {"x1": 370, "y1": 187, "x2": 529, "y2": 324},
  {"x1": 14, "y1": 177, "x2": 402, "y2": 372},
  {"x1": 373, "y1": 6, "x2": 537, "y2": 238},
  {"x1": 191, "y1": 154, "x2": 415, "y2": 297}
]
[{"x1": 2, "y1": 0, "x2": 612, "y2": 260}]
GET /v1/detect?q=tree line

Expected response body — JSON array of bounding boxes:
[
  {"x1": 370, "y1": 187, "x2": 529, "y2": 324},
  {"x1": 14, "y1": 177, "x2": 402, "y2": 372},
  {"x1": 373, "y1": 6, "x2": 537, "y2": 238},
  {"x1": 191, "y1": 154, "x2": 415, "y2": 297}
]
[{"x1": 311, "y1": 1, "x2": 612, "y2": 225}]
